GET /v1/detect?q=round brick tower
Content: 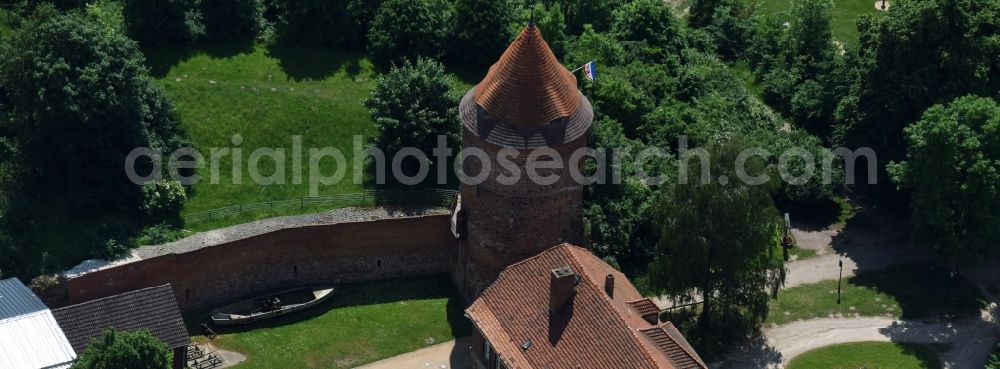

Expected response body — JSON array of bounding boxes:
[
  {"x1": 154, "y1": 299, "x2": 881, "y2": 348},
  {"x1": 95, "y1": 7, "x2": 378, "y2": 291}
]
[{"x1": 456, "y1": 24, "x2": 594, "y2": 301}]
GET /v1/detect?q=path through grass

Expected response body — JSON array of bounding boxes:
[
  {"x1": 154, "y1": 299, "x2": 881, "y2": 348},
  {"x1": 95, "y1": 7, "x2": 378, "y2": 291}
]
[
  {"x1": 768, "y1": 265, "x2": 986, "y2": 325},
  {"x1": 188, "y1": 276, "x2": 471, "y2": 369},
  {"x1": 787, "y1": 341, "x2": 942, "y2": 369}
]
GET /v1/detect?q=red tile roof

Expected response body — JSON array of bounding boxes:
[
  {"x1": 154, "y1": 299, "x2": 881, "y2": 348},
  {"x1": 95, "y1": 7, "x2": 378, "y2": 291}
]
[
  {"x1": 640, "y1": 323, "x2": 708, "y2": 369},
  {"x1": 466, "y1": 244, "x2": 707, "y2": 369},
  {"x1": 473, "y1": 24, "x2": 581, "y2": 126},
  {"x1": 628, "y1": 299, "x2": 662, "y2": 318}
]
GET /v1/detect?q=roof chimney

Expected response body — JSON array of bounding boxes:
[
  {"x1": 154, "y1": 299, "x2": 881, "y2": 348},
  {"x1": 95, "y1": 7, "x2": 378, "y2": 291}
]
[
  {"x1": 549, "y1": 266, "x2": 577, "y2": 314},
  {"x1": 604, "y1": 274, "x2": 615, "y2": 299}
]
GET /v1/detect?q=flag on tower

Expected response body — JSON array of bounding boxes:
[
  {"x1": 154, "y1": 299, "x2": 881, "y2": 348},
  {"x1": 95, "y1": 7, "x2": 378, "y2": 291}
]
[{"x1": 583, "y1": 60, "x2": 597, "y2": 81}]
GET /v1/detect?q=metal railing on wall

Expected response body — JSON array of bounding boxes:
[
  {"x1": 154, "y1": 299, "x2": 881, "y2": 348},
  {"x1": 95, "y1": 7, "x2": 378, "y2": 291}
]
[{"x1": 183, "y1": 188, "x2": 457, "y2": 224}]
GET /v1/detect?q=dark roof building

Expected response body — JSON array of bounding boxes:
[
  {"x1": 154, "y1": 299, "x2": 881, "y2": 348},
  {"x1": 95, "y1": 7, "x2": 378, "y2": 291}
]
[
  {"x1": 52, "y1": 284, "x2": 190, "y2": 369},
  {"x1": 466, "y1": 244, "x2": 707, "y2": 369}
]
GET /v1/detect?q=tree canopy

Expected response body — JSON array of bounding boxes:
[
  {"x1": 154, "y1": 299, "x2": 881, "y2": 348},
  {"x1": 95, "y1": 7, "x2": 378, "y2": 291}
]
[
  {"x1": 367, "y1": 0, "x2": 452, "y2": 70},
  {"x1": 364, "y1": 57, "x2": 460, "y2": 181},
  {"x1": 0, "y1": 7, "x2": 188, "y2": 277},
  {"x1": 71, "y1": 329, "x2": 172, "y2": 369},
  {"x1": 121, "y1": 0, "x2": 204, "y2": 44},
  {"x1": 888, "y1": 95, "x2": 1000, "y2": 266},
  {"x1": 451, "y1": 0, "x2": 518, "y2": 68},
  {"x1": 649, "y1": 139, "x2": 784, "y2": 352},
  {"x1": 836, "y1": 0, "x2": 1000, "y2": 164}
]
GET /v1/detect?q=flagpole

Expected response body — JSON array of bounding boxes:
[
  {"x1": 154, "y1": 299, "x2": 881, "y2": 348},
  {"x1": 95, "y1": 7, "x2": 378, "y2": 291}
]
[{"x1": 570, "y1": 60, "x2": 596, "y2": 73}]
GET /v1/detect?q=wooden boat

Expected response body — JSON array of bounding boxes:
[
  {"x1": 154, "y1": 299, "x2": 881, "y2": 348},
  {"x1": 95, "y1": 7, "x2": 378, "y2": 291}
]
[{"x1": 210, "y1": 286, "x2": 336, "y2": 326}]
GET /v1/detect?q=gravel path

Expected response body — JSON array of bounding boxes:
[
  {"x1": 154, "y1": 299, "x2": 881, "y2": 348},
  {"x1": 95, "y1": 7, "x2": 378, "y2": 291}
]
[
  {"x1": 353, "y1": 337, "x2": 471, "y2": 369},
  {"x1": 719, "y1": 311, "x2": 999, "y2": 369},
  {"x1": 712, "y1": 198, "x2": 1000, "y2": 368},
  {"x1": 64, "y1": 206, "x2": 448, "y2": 277}
]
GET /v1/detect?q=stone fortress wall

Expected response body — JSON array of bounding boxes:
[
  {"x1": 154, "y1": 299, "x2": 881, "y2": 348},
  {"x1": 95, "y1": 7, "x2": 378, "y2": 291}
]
[{"x1": 57, "y1": 207, "x2": 458, "y2": 312}]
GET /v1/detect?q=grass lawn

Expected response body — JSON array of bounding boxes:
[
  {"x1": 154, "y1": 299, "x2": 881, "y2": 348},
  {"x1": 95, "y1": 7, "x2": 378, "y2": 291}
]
[
  {"x1": 768, "y1": 265, "x2": 987, "y2": 325},
  {"x1": 146, "y1": 44, "x2": 474, "y2": 231},
  {"x1": 788, "y1": 245, "x2": 818, "y2": 260},
  {"x1": 787, "y1": 341, "x2": 942, "y2": 369},
  {"x1": 754, "y1": 0, "x2": 882, "y2": 47},
  {"x1": 188, "y1": 275, "x2": 471, "y2": 369},
  {"x1": 146, "y1": 44, "x2": 377, "y2": 216}
]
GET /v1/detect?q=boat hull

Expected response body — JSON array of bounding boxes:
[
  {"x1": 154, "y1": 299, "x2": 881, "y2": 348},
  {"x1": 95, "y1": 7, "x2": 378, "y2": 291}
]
[{"x1": 210, "y1": 286, "x2": 335, "y2": 326}]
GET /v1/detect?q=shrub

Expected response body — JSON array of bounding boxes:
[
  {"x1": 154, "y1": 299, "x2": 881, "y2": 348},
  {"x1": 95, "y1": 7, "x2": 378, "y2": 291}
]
[
  {"x1": 137, "y1": 223, "x2": 190, "y2": 246},
  {"x1": 367, "y1": 0, "x2": 451, "y2": 69},
  {"x1": 122, "y1": 0, "x2": 204, "y2": 44},
  {"x1": 140, "y1": 180, "x2": 186, "y2": 225}
]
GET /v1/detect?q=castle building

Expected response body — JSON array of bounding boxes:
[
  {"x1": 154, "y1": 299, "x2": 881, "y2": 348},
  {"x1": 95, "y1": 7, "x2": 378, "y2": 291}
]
[
  {"x1": 455, "y1": 23, "x2": 594, "y2": 301},
  {"x1": 465, "y1": 244, "x2": 707, "y2": 369},
  {"x1": 457, "y1": 24, "x2": 706, "y2": 369}
]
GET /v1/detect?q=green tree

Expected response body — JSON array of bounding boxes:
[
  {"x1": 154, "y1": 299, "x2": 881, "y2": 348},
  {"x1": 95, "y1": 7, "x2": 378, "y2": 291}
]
[
  {"x1": 71, "y1": 329, "x2": 172, "y2": 369},
  {"x1": 0, "y1": 8, "x2": 188, "y2": 277},
  {"x1": 201, "y1": 0, "x2": 263, "y2": 42},
  {"x1": 887, "y1": 95, "x2": 1000, "y2": 266},
  {"x1": 755, "y1": 0, "x2": 844, "y2": 136},
  {"x1": 564, "y1": 25, "x2": 626, "y2": 67},
  {"x1": 367, "y1": 0, "x2": 452, "y2": 69},
  {"x1": 0, "y1": 8, "x2": 187, "y2": 213},
  {"x1": 611, "y1": 0, "x2": 689, "y2": 57},
  {"x1": 121, "y1": 0, "x2": 204, "y2": 44},
  {"x1": 700, "y1": 0, "x2": 755, "y2": 60},
  {"x1": 451, "y1": 0, "x2": 518, "y2": 68},
  {"x1": 836, "y1": 0, "x2": 1000, "y2": 166},
  {"x1": 271, "y1": 0, "x2": 378, "y2": 49},
  {"x1": 584, "y1": 117, "x2": 675, "y2": 265},
  {"x1": 788, "y1": 0, "x2": 833, "y2": 69},
  {"x1": 364, "y1": 58, "x2": 460, "y2": 180},
  {"x1": 649, "y1": 139, "x2": 784, "y2": 353},
  {"x1": 555, "y1": 0, "x2": 623, "y2": 33}
]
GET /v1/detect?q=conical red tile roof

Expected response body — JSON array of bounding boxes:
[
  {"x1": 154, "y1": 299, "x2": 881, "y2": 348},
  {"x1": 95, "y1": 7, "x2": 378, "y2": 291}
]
[{"x1": 473, "y1": 24, "x2": 581, "y2": 126}]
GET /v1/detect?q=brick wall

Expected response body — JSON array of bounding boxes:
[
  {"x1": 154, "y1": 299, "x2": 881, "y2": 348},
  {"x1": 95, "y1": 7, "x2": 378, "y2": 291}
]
[
  {"x1": 64, "y1": 215, "x2": 457, "y2": 311},
  {"x1": 458, "y1": 132, "x2": 586, "y2": 300}
]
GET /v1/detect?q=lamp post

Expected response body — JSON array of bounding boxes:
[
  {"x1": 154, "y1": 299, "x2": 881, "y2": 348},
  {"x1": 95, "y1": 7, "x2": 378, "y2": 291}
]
[{"x1": 837, "y1": 259, "x2": 843, "y2": 305}]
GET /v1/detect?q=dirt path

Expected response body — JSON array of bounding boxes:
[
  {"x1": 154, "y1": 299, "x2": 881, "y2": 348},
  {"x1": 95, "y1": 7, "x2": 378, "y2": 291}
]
[
  {"x1": 783, "y1": 244, "x2": 933, "y2": 288},
  {"x1": 718, "y1": 310, "x2": 999, "y2": 369},
  {"x1": 353, "y1": 337, "x2": 472, "y2": 369}
]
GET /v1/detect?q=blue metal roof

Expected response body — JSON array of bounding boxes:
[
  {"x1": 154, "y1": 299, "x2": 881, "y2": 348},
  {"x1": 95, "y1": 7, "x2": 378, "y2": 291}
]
[{"x1": 0, "y1": 278, "x2": 76, "y2": 369}]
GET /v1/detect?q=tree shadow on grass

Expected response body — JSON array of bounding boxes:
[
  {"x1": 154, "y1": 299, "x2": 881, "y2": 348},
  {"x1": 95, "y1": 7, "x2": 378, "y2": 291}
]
[
  {"x1": 265, "y1": 46, "x2": 366, "y2": 82},
  {"x1": 143, "y1": 41, "x2": 255, "y2": 78},
  {"x1": 715, "y1": 335, "x2": 783, "y2": 368},
  {"x1": 852, "y1": 265, "x2": 988, "y2": 321}
]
